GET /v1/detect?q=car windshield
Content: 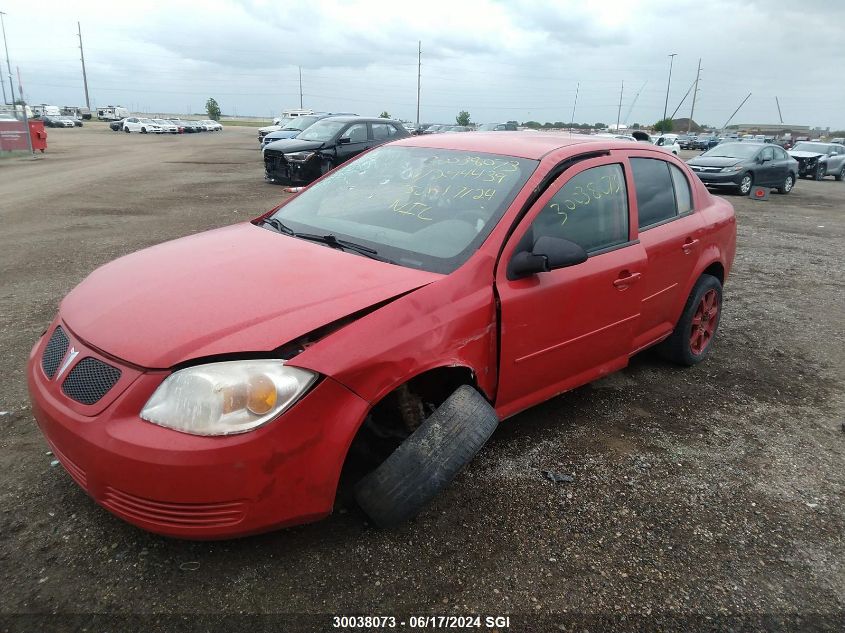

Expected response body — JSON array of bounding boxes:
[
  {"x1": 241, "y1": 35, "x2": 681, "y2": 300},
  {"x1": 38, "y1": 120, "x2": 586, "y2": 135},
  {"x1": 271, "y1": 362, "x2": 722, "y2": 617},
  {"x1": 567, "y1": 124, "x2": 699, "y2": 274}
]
[
  {"x1": 297, "y1": 119, "x2": 347, "y2": 142},
  {"x1": 153, "y1": 119, "x2": 169, "y2": 124},
  {"x1": 702, "y1": 143, "x2": 761, "y2": 158},
  {"x1": 791, "y1": 142, "x2": 829, "y2": 153},
  {"x1": 270, "y1": 146, "x2": 538, "y2": 273},
  {"x1": 140, "y1": 118, "x2": 155, "y2": 124},
  {"x1": 282, "y1": 115, "x2": 322, "y2": 131}
]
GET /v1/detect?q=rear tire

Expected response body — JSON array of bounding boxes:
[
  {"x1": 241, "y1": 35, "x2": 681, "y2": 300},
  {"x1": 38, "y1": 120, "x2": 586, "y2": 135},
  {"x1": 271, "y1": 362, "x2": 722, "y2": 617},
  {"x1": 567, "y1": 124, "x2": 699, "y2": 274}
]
[
  {"x1": 777, "y1": 173, "x2": 794, "y2": 194},
  {"x1": 657, "y1": 274, "x2": 723, "y2": 366},
  {"x1": 354, "y1": 385, "x2": 498, "y2": 528},
  {"x1": 124, "y1": 127, "x2": 130, "y2": 133},
  {"x1": 835, "y1": 167, "x2": 845, "y2": 182}
]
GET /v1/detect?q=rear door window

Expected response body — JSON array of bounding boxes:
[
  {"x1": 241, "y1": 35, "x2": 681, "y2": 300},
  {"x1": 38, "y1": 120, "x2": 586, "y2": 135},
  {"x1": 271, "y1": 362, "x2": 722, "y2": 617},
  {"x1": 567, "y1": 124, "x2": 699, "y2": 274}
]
[{"x1": 630, "y1": 158, "x2": 677, "y2": 229}]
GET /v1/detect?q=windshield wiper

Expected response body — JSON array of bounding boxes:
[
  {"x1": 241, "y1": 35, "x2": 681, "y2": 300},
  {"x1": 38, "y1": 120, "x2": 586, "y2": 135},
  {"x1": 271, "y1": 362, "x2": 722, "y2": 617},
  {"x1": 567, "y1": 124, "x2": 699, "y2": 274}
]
[
  {"x1": 260, "y1": 217, "x2": 295, "y2": 235},
  {"x1": 294, "y1": 233, "x2": 395, "y2": 263},
  {"x1": 260, "y1": 219, "x2": 394, "y2": 263}
]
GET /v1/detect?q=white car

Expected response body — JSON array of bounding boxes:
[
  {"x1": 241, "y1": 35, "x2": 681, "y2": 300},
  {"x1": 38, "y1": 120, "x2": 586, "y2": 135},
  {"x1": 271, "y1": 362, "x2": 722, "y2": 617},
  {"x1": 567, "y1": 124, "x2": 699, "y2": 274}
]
[
  {"x1": 152, "y1": 119, "x2": 179, "y2": 134},
  {"x1": 123, "y1": 117, "x2": 164, "y2": 134},
  {"x1": 652, "y1": 134, "x2": 681, "y2": 156},
  {"x1": 200, "y1": 119, "x2": 223, "y2": 131}
]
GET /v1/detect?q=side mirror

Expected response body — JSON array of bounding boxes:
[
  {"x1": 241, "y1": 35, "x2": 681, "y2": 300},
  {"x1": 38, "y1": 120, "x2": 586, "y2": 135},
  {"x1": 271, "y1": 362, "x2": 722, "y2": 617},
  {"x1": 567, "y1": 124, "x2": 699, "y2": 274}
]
[
  {"x1": 338, "y1": 137, "x2": 352, "y2": 145},
  {"x1": 508, "y1": 236, "x2": 588, "y2": 280}
]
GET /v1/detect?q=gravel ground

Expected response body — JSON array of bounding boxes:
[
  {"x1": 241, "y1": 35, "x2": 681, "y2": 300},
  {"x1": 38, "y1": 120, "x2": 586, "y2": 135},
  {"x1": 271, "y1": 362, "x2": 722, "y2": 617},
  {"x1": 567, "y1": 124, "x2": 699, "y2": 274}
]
[{"x1": 0, "y1": 126, "x2": 842, "y2": 632}]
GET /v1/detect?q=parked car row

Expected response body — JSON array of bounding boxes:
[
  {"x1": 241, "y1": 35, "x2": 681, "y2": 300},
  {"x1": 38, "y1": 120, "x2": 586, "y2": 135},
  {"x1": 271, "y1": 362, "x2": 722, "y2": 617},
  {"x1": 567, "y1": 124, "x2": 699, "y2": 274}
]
[
  {"x1": 40, "y1": 115, "x2": 83, "y2": 128},
  {"x1": 686, "y1": 140, "x2": 845, "y2": 196},
  {"x1": 109, "y1": 117, "x2": 224, "y2": 134}
]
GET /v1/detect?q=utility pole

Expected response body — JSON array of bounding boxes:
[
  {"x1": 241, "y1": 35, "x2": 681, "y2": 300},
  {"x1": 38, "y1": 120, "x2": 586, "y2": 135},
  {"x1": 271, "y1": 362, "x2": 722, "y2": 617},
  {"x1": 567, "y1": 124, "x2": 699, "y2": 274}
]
[
  {"x1": 16, "y1": 65, "x2": 34, "y2": 156},
  {"x1": 662, "y1": 53, "x2": 676, "y2": 127},
  {"x1": 416, "y1": 41, "x2": 421, "y2": 128},
  {"x1": 77, "y1": 21, "x2": 90, "y2": 110},
  {"x1": 670, "y1": 80, "x2": 696, "y2": 120},
  {"x1": 721, "y1": 93, "x2": 751, "y2": 133},
  {"x1": 616, "y1": 80, "x2": 624, "y2": 131},
  {"x1": 298, "y1": 66, "x2": 303, "y2": 109},
  {"x1": 688, "y1": 58, "x2": 701, "y2": 133},
  {"x1": 1, "y1": 11, "x2": 16, "y2": 109},
  {"x1": 775, "y1": 96, "x2": 783, "y2": 124},
  {"x1": 569, "y1": 81, "x2": 579, "y2": 132}
]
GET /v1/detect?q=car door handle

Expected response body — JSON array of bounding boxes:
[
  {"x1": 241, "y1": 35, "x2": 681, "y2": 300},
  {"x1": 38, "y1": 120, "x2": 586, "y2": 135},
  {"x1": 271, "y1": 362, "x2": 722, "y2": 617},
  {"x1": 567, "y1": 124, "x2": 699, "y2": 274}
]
[
  {"x1": 682, "y1": 238, "x2": 700, "y2": 253},
  {"x1": 613, "y1": 271, "x2": 642, "y2": 289}
]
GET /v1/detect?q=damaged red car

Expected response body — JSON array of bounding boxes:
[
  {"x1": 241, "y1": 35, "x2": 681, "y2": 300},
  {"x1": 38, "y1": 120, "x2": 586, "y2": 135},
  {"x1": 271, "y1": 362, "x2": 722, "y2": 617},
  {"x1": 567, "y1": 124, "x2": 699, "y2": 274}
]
[{"x1": 28, "y1": 133, "x2": 736, "y2": 538}]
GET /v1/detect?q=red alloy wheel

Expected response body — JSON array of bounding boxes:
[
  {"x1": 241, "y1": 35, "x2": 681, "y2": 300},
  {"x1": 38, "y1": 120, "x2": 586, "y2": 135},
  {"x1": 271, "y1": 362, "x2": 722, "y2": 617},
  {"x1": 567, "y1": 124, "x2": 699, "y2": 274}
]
[{"x1": 689, "y1": 289, "x2": 719, "y2": 355}]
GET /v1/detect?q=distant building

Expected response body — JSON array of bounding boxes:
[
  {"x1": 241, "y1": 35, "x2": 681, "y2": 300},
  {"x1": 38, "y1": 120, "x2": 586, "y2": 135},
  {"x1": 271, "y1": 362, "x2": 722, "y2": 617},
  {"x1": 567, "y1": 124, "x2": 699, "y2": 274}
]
[{"x1": 734, "y1": 123, "x2": 813, "y2": 135}]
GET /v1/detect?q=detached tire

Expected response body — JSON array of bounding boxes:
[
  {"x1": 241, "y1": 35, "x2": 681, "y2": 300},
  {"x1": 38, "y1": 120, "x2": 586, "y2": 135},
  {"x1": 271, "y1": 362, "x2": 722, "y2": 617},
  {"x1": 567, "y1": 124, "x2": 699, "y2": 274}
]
[
  {"x1": 354, "y1": 385, "x2": 498, "y2": 528},
  {"x1": 658, "y1": 274, "x2": 723, "y2": 366}
]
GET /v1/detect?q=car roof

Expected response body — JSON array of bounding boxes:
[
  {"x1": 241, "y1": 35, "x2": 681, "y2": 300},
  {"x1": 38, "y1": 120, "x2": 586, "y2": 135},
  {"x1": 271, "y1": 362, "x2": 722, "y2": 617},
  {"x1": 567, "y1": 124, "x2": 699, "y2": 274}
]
[
  {"x1": 320, "y1": 116, "x2": 397, "y2": 124},
  {"x1": 392, "y1": 132, "x2": 643, "y2": 160}
]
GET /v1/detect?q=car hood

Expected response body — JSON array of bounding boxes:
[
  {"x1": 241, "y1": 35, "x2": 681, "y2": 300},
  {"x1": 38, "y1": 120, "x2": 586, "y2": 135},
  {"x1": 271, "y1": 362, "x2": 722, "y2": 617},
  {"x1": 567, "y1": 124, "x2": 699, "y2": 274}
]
[
  {"x1": 687, "y1": 156, "x2": 744, "y2": 167},
  {"x1": 60, "y1": 223, "x2": 440, "y2": 368},
  {"x1": 265, "y1": 130, "x2": 302, "y2": 141},
  {"x1": 788, "y1": 151, "x2": 824, "y2": 159},
  {"x1": 263, "y1": 138, "x2": 326, "y2": 153},
  {"x1": 258, "y1": 125, "x2": 281, "y2": 133}
]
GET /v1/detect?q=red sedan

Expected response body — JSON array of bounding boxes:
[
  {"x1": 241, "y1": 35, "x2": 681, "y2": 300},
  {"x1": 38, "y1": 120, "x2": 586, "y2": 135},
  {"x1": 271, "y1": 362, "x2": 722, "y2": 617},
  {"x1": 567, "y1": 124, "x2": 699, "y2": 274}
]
[{"x1": 28, "y1": 133, "x2": 736, "y2": 538}]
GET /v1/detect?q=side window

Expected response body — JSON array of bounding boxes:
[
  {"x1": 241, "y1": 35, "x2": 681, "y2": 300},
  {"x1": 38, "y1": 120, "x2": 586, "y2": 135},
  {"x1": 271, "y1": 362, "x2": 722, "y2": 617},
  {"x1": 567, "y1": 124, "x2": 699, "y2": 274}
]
[
  {"x1": 761, "y1": 146, "x2": 774, "y2": 161},
  {"x1": 341, "y1": 123, "x2": 368, "y2": 143},
  {"x1": 669, "y1": 164, "x2": 692, "y2": 214},
  {"x1": 630, "y1": 158, "x2": 677, "y2": 229},
  {"x1": 531, "y1": 164, "x2": 629, "y2": 253},
  {"x1": 775, "y1": 147, "x2": 788, "y2": 160},
  {"x1": 371, "y1": 123, "x2": 392, "y2": 140}
]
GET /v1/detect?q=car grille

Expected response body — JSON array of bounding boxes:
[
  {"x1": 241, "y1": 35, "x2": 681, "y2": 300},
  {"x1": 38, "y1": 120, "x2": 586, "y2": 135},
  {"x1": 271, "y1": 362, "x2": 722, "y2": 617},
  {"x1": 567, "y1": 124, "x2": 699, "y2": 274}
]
[
  {"x1": 690, "y1": 166, "x2": 722, "y2": 173},
  {"x1": 42, "y1": 327, "x2": 70, "y2": 378},
  {"x1": 102, "y1": 487, "x2": 247, "y2": 529},
  {"x1": 61, "y1": 357, "x2": 122, "y2": 405}
]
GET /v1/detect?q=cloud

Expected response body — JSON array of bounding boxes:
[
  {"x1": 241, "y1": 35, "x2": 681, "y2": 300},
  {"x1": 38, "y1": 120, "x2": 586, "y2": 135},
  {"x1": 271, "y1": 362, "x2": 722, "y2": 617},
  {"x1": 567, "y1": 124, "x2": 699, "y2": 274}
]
[{"x1": 5, "y1": 0, "x2": 844, "y2": 129}]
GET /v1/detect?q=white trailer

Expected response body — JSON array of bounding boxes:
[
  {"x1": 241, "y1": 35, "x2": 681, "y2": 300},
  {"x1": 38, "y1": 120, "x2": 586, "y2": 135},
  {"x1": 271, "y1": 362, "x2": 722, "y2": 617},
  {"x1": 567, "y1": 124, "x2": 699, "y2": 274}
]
[{"x1": 97, "y1": 106, "x2": 130, "y2": 121}]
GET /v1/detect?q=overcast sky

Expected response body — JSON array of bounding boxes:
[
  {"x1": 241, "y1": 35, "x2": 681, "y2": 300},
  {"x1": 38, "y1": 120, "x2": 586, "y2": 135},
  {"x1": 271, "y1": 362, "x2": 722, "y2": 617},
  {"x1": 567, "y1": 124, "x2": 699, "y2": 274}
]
[{"x1": 3, "y1": 0, "x2": 843, "y2": 129}]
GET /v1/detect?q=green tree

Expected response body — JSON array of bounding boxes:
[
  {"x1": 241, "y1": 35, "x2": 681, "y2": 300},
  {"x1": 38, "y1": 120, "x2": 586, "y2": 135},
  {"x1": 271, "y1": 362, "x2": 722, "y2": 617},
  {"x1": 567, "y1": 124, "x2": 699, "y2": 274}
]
[
  {"x1": 654, "y1": 118, "x2": 673, "y2": 133},
  {"x1": 631, "y1": 123, "x2": 641, "y2": 129},
  {"x1": 205, "y1": 97, "x2": 221, "y2": 121},
  {"x1": 594, "y1": 122, "x2": 607, "y2": 129},
  {"x1": 379, "y1": 111, "x2": 391, "y2": 119},
  {"x1": 523, "y1": 120, "x2": 542, "y2": 129},
  {"x1": 456, "y1": 110, "x2": 471, "y2": 126}
]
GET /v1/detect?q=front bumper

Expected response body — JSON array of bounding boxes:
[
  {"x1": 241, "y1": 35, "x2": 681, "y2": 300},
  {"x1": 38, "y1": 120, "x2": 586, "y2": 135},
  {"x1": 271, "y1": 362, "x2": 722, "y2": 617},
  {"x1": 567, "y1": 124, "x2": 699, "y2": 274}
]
[
  {"x1": 264, "y1": 152, "x2": 320, "y2": 185},
  {"x1": 688, "y1": 168, "x2": 744, "y2": 187},
  {"x1": 28, "y1": 321, "x2": 371, "y2": 539}
]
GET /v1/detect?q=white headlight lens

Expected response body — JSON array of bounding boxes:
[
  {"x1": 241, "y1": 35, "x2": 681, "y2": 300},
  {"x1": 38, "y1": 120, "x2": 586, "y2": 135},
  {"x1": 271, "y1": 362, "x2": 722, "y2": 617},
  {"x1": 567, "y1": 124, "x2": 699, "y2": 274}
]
[{"x1": 140, "y1": 360, "x2": 318, "y2": 436}]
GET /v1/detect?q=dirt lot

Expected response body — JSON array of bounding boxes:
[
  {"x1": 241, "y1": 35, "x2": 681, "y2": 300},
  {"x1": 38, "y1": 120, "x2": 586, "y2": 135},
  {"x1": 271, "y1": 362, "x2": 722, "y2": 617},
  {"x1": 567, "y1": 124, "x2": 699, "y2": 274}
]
[{"x1": 0, "y1": 125, "x2": 843, "y2": 631}]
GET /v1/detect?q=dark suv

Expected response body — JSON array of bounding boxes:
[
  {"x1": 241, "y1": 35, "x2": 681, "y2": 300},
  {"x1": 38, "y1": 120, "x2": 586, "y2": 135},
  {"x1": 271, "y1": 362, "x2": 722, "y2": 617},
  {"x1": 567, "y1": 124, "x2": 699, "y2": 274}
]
[{"x1": 263, "y1": 116, "x2": 410, "y2": 186}]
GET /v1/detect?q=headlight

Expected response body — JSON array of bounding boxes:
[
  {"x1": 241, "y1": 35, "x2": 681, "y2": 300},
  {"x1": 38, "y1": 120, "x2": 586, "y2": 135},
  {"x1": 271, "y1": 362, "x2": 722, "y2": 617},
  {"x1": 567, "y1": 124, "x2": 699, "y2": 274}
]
[
  {"x1": 721, "y1": 164, "x2": 743, "y2": 172},
  {"x1": 285, "y1": 151, "x2": 316, "y2": 162},
  {"x1": 140, "y1": 360, "x2": 318, "y2": 436}
]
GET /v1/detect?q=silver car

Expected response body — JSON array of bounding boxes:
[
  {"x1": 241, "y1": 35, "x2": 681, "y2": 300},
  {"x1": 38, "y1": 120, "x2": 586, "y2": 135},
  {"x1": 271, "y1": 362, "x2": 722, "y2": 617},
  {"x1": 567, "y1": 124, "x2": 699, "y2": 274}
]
[{"x1": 788, "y1": 141, "x2": 845, "y2": 180}]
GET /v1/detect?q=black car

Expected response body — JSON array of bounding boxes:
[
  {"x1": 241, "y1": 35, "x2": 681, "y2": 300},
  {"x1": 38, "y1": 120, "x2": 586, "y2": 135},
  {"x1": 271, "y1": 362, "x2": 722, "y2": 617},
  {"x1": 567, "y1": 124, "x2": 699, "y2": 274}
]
[
  {"x1": 263, "y1": 116, "x2": 410, "y2": 186},
  {"x1": 110, "y1": 118, "x2": 125, "y2": 131},
  {"x1": 677, "y1": 134, "x2": 696, "y2": 149},
  {"x1": 694, "y1": 135, "x2": 718, "y2": 151},
  {"x1": 477, "y1": 122, "x2": 518, "y2": 131},
  {"x1": 179, "y1": 120, "x2": 204, "y2": 133},
  {"x1": 686, "y1": 142, "x2": 798, "y2": 195}
]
